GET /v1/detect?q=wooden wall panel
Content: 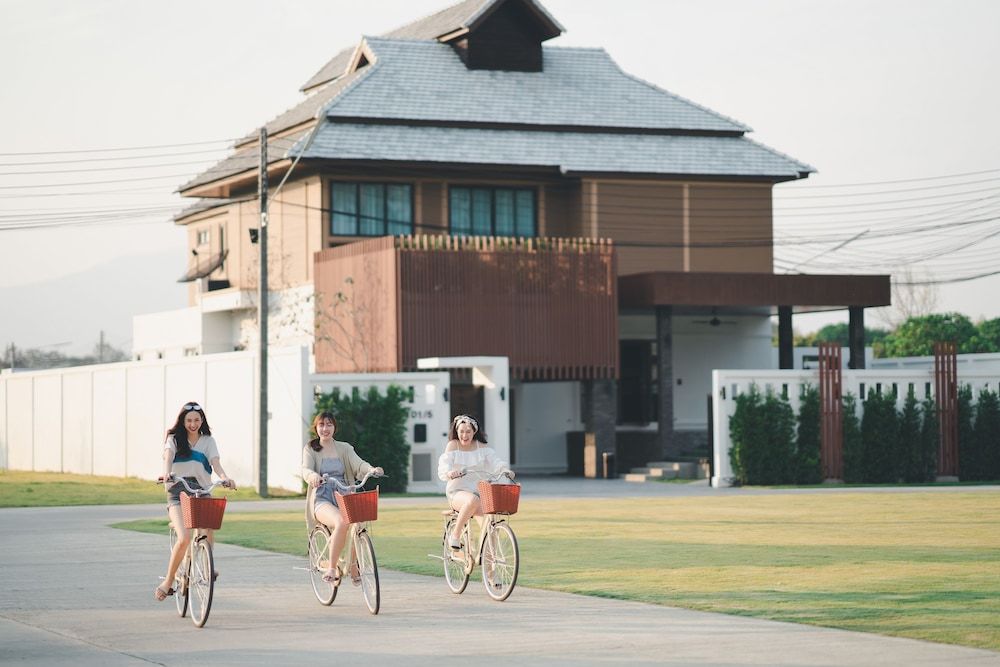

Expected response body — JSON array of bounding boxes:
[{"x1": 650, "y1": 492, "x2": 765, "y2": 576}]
[
  {"x1": 689, "y1": 183, "x2": 772, "y2": 272},
  {"x1": 592, "y1": 181, "x2": 684, "y2": 276}
]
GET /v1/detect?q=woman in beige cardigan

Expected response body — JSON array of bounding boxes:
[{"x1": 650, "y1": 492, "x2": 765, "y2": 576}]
[{"x1": 302, "y1": 411, "x2": 382, "y2": 585}]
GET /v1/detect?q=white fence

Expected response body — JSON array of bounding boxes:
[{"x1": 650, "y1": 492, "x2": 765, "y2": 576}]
[
  {"x1": 0, "y1": 346, "x2": 450, "y2": 492},
  {"x1": 711, "y1": 368, "x2": 1000, "y2": 487}
]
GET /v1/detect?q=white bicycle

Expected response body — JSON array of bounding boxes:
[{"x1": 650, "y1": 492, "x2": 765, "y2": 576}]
[{"x1": 306, "y1": 470, "x2": 385, "y2": 615}]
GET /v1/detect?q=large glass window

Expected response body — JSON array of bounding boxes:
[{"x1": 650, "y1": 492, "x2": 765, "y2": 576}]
[
  {"x1": 449, "y1": 186, "x2": 535, "y2": 237},
  {"x1": 331, "y1": 182, "x2": 412, "y2": 236}
]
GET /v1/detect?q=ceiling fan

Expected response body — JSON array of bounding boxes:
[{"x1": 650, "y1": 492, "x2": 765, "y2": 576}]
[{"x1": 692, "y1": 312, "x2": 738, "y2": 327}]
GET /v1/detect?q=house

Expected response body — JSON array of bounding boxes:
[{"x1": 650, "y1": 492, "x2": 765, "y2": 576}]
[{"x1": 136, "y1": 0, "x2": 890, "y2": 478}]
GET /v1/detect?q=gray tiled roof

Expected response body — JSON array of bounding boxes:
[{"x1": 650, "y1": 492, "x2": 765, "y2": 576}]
[
  {"x1": 181, "y1": 128, "x2": 311, "y2": 192},
  {"x1": 327, "y1": 38, "x2": 750, "y2": 133},
  {"x1": 300, "y1": 47, "x2": 355, "y2": 93},
  {"x1": 298, "y1": 122, "x2": 814, "y2": 178}
]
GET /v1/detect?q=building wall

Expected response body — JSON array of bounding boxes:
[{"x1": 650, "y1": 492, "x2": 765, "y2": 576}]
[
  {"x1": 689, "y1": 183, "x2": 772, "y2": 272},
  {"x1": 590, "y1": 179, "x2": 685, "y2": 275},
  {"x1": 512, "y1": 380, "x2": 584, "y2": 473}
]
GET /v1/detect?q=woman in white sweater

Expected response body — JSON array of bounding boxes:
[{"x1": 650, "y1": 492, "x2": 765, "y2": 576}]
[{"x1": 437, "y1": 414, "x2": 513, "y2": 550}]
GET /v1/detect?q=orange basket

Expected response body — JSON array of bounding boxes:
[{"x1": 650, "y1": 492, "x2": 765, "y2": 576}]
[
  {"x1": 478, "y1": 481, "x2": 520, "y2": 515},
  {"x1": 180, "y1": 493, "x2": 227, "y2": 530},
  {"x1": 336, "y1": 488, "x2": 379, "y2": 523}
]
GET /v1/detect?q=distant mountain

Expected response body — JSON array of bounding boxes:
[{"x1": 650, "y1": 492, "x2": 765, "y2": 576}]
[{"x1": 0, "y1": 251, "x2": 188, "y2": 356}]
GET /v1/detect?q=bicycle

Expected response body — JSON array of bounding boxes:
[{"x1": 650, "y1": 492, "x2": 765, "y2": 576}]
[
  {"x1": 439, "y1": 471, "x2": 520, "y2": 601},
  {"x1": 306, "y1": 470, "x2": 385, "y2": 615},
  {"x1": 158, "y1": 476, "x2": 232, "y2": 628}
]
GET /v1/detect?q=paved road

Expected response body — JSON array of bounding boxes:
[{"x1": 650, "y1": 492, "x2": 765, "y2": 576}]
[{"x1": 1, "y1": 483, "x2": 998, "y2": 666}]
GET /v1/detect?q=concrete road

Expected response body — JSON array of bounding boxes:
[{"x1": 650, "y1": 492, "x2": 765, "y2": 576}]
[{"x1": 1, "y1": 485, "x2": 998, "y2": 666}]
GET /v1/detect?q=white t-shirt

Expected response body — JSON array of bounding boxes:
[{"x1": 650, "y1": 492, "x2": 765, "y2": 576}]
[{"x1": 165, "y1": 434, "x2": 220, "y2": 490}]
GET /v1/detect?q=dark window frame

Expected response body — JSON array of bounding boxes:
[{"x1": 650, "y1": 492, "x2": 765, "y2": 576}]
[
  {"x1": 448, "y1": 185, "x2": 537, "y2": 237},
  {"x1": 329, "y1": 181, "x2": 414, "y2": 237}
]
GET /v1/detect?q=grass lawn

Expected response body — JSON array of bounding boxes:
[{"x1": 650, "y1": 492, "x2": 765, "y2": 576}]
[
  {"x1": 115, "y1": 491, "x2": 1000, "y2": 651},
  {"x1": 0, "y1": 470, "x2": 299, "y2": 506}
]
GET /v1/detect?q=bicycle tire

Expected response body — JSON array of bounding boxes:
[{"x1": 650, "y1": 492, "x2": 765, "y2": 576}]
[
  {"x1": 168, "y1": 527, "x2": 189, "y2": 618},
  {"x1": 308, "y1": 526, "x2": 337, "y2": 606},
  {"x1": 442, "y1": 517, "x2": 470, "y2": 594},
  {"x1": 188, "y1": 537, "x2": 215, "y2": 627},
  {"x1": 482, "y1": 521, "x2": 518, "y2": 602},
  {"x1": 355, "y1": 530, "x2": 380, "y2": 615}
]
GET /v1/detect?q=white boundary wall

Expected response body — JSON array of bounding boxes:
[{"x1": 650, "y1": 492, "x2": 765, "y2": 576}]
[
  {"x1": 711, "y1": 368, "x2": 1000, "y2": 487},
  {"x1": 0, "y1": 346, "x2": 450, "y2": 492}
]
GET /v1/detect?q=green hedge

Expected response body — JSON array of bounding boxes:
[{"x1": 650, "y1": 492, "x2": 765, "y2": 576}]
[
  {"x1": 730, "y1": 383, "x2": 1000, "y2": 485},
  {"x1": 314, "y1": 385, "x2": 410, "y2": 493}
]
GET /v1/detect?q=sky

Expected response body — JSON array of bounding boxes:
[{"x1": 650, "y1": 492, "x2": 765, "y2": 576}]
[{"x1": 2, "y1": 0, "x2": 1000, "y2": 354}]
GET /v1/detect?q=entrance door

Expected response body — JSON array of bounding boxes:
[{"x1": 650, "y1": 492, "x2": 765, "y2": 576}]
[{"x1": 449, "y1": 384, "x2": 485, "y2": 434}]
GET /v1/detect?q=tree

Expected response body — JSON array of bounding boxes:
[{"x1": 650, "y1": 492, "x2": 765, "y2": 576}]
[
  {"x1": 918, "y1": 395, "x2": 939, "y2": 482},
  {"x1": 873, "y1": 266, "x2": 940, "y2": 330},
  {"x1": 860, "y1": 388, "x2": 899, "y2": 482},
  {"x1": 876, "y1": 313, "x2": 978, "y2": 358},
  {"x1": 966, "y1": 318, "x2": 1000, "y2": 354},
  {"x1": 795, "y1": 385, "x2": 822, "y2": 484},
  {"x1": 971, "y1": 389, "x2": 1000, "y2": 481},
  {"x1": 792, "y1": 323, "x2": 889, "y2": 348},
  {"x1": 842, "y1": 393, "x2": 864, "y2": 483},
  {"x1": 898, "y1": 390, "x2": 922, "y2": 483},
  {"x1": 957, "y1": 384, "x2": 976, "y2": 480}
]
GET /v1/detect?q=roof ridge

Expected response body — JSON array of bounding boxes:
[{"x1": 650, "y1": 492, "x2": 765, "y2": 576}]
[{"x1": 607, "y1": 54, "x2": 752, "y2": 134}]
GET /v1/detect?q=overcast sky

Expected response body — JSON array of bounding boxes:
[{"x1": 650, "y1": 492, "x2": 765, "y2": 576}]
[{"x1": 2, "y1": 0, "x2": 1000, "y2": 353}]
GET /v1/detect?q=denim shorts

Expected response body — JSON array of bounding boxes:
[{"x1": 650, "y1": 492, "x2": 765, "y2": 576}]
[{"x1": 166, "y1": 477, "x2": 203, "y2": 508}]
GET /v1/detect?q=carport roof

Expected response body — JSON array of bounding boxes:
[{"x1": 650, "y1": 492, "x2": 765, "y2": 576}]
[{"x1": 619, "y1": 272, "x2": 891, "y2": 309}]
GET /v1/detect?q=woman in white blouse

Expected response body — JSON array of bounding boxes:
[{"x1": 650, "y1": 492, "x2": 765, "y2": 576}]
[{"x1": 437, "y1": 414, "x2": 514, "y2": 550}]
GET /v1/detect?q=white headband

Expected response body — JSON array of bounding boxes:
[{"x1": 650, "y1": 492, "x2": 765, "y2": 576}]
[{"x1": 453, "y1": 415, "x2": 479, "y2": 432}]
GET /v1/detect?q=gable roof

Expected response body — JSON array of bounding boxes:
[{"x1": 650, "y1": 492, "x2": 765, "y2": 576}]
[{"x1": 300, "y1": 0, "x2": 562, "y2": 92}]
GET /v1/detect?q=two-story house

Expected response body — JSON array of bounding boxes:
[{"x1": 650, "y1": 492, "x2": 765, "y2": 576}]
[{"x1": 139, "y1": 0, "x2": 889, "y2": 477}]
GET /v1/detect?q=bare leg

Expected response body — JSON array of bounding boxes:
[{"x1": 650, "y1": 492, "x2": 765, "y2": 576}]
[
  {"x1": 315, "y1": 503, "x2": 349, "y2": 581},
  {"x1": 449, "y1": 490, "x2": 481, "y2": 544},
  {"x1": 158, "y1": 505, "x2": 191, "y2": 597}
]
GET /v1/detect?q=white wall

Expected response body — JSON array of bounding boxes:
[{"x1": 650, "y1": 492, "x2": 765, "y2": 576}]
[
  {"x1": 673, "y1": 315, "x2": 772, "y2": 430},
  {"x1": 512, "y1": 380, "x2": 584, "y2": 473},
  {"x1": 132, "y1": 307, "x2": 202, "y2": 360},
  {"x1": 0, "y1": 346, "x2": 441, "y2": 493}
]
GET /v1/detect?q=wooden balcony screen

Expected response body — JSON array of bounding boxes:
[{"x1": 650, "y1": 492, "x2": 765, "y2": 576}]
[{"x1": 314, "y1": 236, "x2": 619, "y2": 380}]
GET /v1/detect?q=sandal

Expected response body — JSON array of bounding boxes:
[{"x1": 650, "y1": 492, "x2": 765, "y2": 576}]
[
  {"x1": 212, "y1": 571, "x2": 219, "y2": 582},
  {"x1": 350, "y1": 563, "x2": 362, "y2": 587},
  {"x1": 153, "y1": 585, "x2": 174, "y2": 601},
  {"x1": 322, "y1": 568, "x2": 340, "y2": 585},
  {"x1": 448, "y1": 535, "x2": 463, "y2": 550}
]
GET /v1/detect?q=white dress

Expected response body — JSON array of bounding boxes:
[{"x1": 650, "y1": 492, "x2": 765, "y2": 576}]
[{"x1": 437, "y1": 445, "x2": 508, "y2": 498}]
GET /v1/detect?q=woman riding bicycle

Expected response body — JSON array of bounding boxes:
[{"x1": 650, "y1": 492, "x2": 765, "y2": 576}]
[
  {"x1": 438, "y1": 414, "x2": 514, "y2": 550},
  {"x1": 302, "y1": 411, "x2": 383, "y2": 586},
  {"x1": 155, "y1": 401, "x2": 235, "y2": 602}
]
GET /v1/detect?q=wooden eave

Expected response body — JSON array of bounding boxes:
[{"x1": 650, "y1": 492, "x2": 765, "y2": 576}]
[{"x1": 179, "y1": 158, "x2": 295, "y2": 199}]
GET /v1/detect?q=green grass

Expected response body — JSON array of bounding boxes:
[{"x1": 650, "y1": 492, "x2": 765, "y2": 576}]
[
  {"x1": 0, "y1": 470, "x2": 299, "y2": 506},
  {"x1": 115, "y1": 491, "x2": 1000, "y2": 651}
]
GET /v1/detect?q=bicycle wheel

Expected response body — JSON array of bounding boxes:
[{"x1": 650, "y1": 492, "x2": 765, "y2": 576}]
[
  {"x1": 168, "y1": 527, "x2": 188, "y2": 618},
  {"x1": 188, "y1": 537, "x2": 215, "y2": 627},
  {"x1": 355, "y1": 530, "x2": 380, "y2": 615},
  {"x1": 308, "y1": 526, "x2": 337, "y2": 606},
  {"x1": 482, "y1": 521, "x2": 518, "y2": 601},
  {"x1": 442, "y1": 518, "x2": 469, "y2": 594}
]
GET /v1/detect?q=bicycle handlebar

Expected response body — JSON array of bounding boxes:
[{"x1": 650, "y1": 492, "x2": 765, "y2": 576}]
[
  {"x1": 157, "y1": 475, "x2": 235, "y2": 495},
  {"x1": 320, "y1": 469, "x2": 386, "y2": 491},
  {"x1": 452, "y1": 468, "x2": 515, "y2": 482}
]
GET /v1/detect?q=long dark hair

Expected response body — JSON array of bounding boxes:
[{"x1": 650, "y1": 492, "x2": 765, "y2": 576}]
[
  {"x1": 167, "y1": 401, "x2": 211, "y2": 457},
  {"x1": 449, "y1": 414, "x2": 487, "y2": 443},
  {"x1": 309, "y1": 411, "x2": 338, "y2": 452}
]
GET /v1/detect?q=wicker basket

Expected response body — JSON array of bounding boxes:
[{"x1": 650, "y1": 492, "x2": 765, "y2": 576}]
[
  {"x1": 180, "y1": 493, "x2": 227, "y2": 530},
  {"x1": 336, "y1": 488, "x2": 379, "y2": 523},
  {"x1": 478, "y1": 481, "x2": 520, "y2": 515}
]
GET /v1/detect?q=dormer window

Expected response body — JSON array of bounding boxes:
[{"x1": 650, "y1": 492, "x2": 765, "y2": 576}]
[{"x1": 444, "y1": 0, "x2": 563, "y2": 72}]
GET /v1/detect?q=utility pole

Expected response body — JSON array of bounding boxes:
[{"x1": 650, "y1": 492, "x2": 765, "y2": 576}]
[
  {"x1": 257, "y1": 127, "x2": 269, "y2": 497},
  {"x1": 99, "y1": 330, "x2": 105, "y2": 363}
]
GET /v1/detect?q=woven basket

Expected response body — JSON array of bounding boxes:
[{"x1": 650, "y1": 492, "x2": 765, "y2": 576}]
[
  {"x1": 478, "y1": 481, "x2": 520, "y2": 515},
  {"x1": 336, "y1": 488, "x2": 379, "y2": 523},
  {"x1": 180, "y1": 493, "x2": 227, "y2": 530}
]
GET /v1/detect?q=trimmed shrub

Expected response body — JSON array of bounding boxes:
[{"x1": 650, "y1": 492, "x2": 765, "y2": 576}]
[
  {"x1": 314, "y1": 385, "x2": 410, "y2": 493},
  {"x1": 898, "y1": 390, "x2": 923, "y2": 483},
  {"x1": 957, "y1": 384, "x2": 976, "y2": 480},
  {"x1": 841, "y1": 393, "x2": 863, "y2": 483},
  {"x1": 729, "y1": 385, "x2": 796, "y2": 485},
  {"x1": 861, "y1": 388, "x2": 900, "y2": 483},
  {"x1": 972, "y1": 389, "x2": 1000, "y2": 481},
  {"x1": 795, "y1": 385, "x2": 822, "y2": 484},
  {"x1": 917, "y1": 395, "x2": 939, "y2": 482}
]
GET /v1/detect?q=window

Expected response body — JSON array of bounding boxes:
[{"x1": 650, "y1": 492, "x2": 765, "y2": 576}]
[
  {"x1": 449, "y1": 186, "x2": 535, "y2": 237},
  {"x1": 330, "y1": 182, "x2": 413, "y2": 236},
  {"x1": 196, "y1": 229, "x2": 210, "y2": 245}
]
